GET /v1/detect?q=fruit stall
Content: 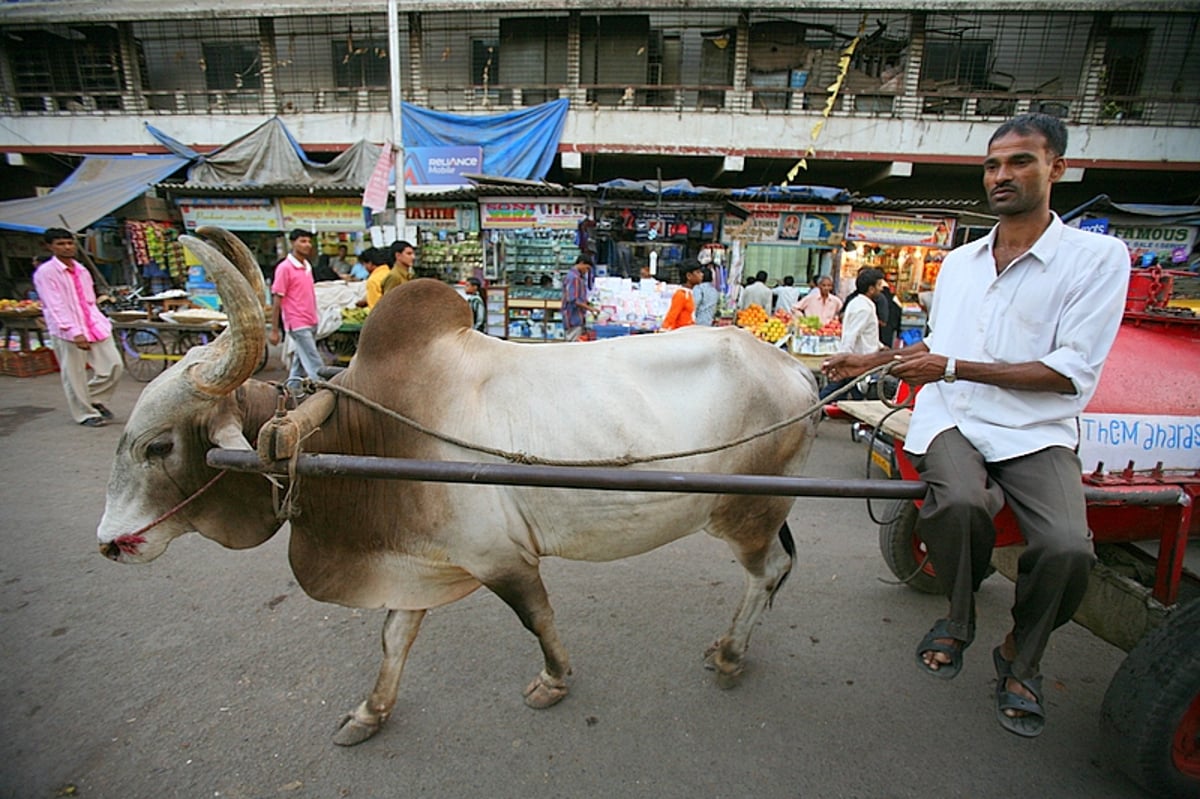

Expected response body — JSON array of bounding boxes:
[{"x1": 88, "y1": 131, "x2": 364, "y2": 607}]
[{"x1": 0, "y1": 299, "x2": 58, "y2": 377}]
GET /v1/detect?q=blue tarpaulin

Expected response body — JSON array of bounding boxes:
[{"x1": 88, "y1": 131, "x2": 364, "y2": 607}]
[
  {"x1": 0, "y1": 154, "x2": 189, "y2": 234},
  {"x1": 402, "y1": 99, "x2": 569, "y2": 182}
]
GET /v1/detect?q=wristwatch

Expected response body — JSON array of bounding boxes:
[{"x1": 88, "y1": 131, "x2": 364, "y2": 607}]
[{"x1": 943, "y1": 356, "x2": 958, "y2": 383}]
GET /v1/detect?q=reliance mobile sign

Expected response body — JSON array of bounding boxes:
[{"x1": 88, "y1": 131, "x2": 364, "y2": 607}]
[{"x1": 404, "y1": 147, "x2": 482, "y2": 186}]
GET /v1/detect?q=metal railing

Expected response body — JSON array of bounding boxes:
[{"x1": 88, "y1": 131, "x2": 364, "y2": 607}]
[{"x1": 3, "y1": 85, "x2": 1198, "y2": 128}]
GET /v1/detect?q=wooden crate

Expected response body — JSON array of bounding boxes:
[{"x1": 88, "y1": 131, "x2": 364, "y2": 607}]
[{"x1": 0, "y1": 349, "x2": 59, "y2": 378}]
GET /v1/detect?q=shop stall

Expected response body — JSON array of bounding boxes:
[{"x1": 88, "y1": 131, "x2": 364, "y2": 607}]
[
  {"x1": 579, "y1": 180, "x2": 729, "y2": 284},
  {"x1": 480, "y1": 197, "x2": 587, "y2": 289},
  {"x1": 721, "y1": 197, "x2": 851, "y2": 292},
  {"x1": 840, "y1": 209, "x2": 958, "y2": 337},
  {"x1": 407, "y1": 198, "x2": 484, "y2": 284}
]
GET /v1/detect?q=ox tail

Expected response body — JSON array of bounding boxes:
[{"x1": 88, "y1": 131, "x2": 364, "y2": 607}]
[{"x1": 768, "y1": 521, "x2": 797, "y2": 608}]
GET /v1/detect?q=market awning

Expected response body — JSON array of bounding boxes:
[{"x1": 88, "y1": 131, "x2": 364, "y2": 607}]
[{"x1": 0, "y1": 154, "x2": 189, "y2": 234}]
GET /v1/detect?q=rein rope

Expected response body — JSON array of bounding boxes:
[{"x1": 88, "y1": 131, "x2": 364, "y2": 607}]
[
  {"x1": 304, "y1": 361, "x2": 901, "y2": 469},
  {"x1": 124, "y1": 468, "x2": 228, "y2": 538}
]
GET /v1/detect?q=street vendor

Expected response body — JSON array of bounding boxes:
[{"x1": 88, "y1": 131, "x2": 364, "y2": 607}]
[
  {"x1": 821, "y1": 113, "x2": 1130, "y2": 738},
  {"x1": 794, "y1": 275, "x2": 842, "y2": 325},
  {"x1": 32, "y1": 227, "x2": 124, "y2": 427}
]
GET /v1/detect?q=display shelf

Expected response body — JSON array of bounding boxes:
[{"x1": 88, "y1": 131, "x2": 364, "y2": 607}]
[
  {"x1": 506, "y1": 297, "x2": 563, "y2": 342},
  {"x1": 484, "y1": 285, "x2": 508, "y2": 338}
]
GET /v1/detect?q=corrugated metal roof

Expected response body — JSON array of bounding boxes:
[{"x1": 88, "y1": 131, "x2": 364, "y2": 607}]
[{"x1": 851, "y1": 196, "x2": 985, "y2": 211}]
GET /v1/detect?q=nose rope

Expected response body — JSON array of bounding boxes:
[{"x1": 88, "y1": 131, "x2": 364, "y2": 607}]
[{"x1": 120, "y1": 469, "x2": 229, "y2": 539}]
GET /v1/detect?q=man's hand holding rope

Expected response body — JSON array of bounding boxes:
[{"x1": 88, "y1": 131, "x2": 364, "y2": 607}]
[{"x1": 823, "y1": 342, "x2": 937, "y2": 385}]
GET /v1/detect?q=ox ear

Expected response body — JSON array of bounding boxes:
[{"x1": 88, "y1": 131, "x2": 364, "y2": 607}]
[{"x1": 208, "y1": 403, "x2": 252, "y2": 451}]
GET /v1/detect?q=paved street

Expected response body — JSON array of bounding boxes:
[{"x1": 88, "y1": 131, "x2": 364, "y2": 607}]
[{"x1": 0, "y1": 360, "x2": 1156, "y2": 799}]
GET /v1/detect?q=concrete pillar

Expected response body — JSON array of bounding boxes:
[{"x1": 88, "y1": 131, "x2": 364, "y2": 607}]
[
  {"x1": 1076, "y1": 14, "x2": 1110, "y2": 125},
  {"x1": 258, "y1": 18, "x2": 278, "y2": 114},
  {"x1": 0, "y1": 38, "x2": 19, "y2": 114},
  {"x1": 566, "y1": 11, "x2": 585, "y2": 106},
  {"x1": 117, "y1": 23, "x2": 145, "y2": 113},
  {"x1": 894, "y1": 12, "x2": 926, "y2": 119},
  {"x1": 408, "y1": 12, "x2": 427, "y2": 105},
  {"x1": 729, "y1": 12, "x2": 750, "y2": 113}
]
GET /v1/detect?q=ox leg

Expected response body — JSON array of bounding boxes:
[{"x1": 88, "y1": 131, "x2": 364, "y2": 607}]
[
  {"x1": 333, "y1": 608, "x2": 426, "y2": 746},
  {"x1": 705, "y1": 521, "x2": 796, "y2": 688},
  {"x1": 484, "y1": 569, "x2": 572, "y2": 710}
]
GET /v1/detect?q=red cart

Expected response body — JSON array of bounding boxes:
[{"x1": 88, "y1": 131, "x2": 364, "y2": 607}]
[{"x1": 839, "y1": 267, "x2": 1200, "y2": 798}]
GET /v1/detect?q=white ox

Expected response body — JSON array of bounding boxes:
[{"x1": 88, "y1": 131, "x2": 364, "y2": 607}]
[{"x1": 97, "y1": 229, "x2": 819, "y2": 745}]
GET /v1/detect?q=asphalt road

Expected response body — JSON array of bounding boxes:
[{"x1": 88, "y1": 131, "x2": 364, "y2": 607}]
[{"x1": 0, "y1": 361, "x2": 1156, "y2": 799}]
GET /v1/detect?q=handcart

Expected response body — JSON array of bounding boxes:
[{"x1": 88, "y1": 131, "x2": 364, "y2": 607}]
[{"x1": 113, "y1": 318, "x2": 269, "y2": 382}]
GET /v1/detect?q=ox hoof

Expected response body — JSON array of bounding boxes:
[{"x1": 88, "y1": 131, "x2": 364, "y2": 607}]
[
  {"x1": 523, "y1": 673, "x2": 568, "y2": 709},
  {"x1": 332, "y1": 713, "x2": 381, "y2": 746},
  {"x1": 703, "y1": 640, "x2": 745, "y2": 689}
]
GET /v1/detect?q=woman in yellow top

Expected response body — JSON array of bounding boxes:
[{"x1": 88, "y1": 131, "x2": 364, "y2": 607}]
[{"x1": 660, "y1": 262, "x2": 704, "y2": 331}]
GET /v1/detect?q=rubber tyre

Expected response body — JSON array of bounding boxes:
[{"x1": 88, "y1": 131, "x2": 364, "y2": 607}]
[
  {"x1": 878, "y1": 498, "x2": 940, "y2": 594},
  {"x1": 1100, "y1": 598, "x2": 1200, "y2": 798}
]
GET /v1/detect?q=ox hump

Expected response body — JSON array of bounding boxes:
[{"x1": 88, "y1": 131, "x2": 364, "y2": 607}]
[{"x1": 356, "y1": 279, "x2": 473, "y2": 360}]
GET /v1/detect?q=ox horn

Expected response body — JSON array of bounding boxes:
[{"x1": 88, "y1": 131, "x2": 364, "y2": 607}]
[
  {"x1": 195, "y1": 226, "x2": 267, "y2": 305},
  {"x1": 178, "y1": 233, "x2": 266, "y2": 397}
]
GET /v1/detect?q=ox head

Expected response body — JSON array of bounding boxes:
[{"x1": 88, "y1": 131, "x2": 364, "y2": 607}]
[{"x1": 97, "y1": 228, "x2": 274, "y2": 563}]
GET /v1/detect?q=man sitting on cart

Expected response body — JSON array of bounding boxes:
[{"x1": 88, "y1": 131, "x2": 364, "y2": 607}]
[{"x1": 822, "y1": 113, "x2": 1129, "y2": 738}]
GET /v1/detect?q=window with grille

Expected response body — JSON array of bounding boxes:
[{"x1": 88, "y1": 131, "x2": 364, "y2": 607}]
[
  {"x1": 471, "y1": 39, "x2": 498, "y2": 87},
  {"x1": 332, "y1": 37, "x2": 389, "y2": 88},
  {"x1": 201, "y1": 42, "x2": 262, "y2": 91}
]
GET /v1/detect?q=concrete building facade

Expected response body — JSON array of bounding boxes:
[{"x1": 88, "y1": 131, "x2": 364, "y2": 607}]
[{"x1": 1, "y1": 0, "x2": 1198, "y2": 206}]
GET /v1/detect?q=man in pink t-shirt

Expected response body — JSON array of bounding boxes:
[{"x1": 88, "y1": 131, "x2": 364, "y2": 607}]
[
  {"x1": 269, "y1": 229, "x2": 323, "y2": 395},
  {"x1": 32, "y1": 227, "x2": 124, "y2": 427}
]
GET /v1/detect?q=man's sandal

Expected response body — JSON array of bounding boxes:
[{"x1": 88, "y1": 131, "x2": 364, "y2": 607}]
[
  {"x1": 914, "y1": 618, "x2": 973, "y2": 680},
  {"x1": 992, "y1": 646, "x2": 1046, "y2": 738}
]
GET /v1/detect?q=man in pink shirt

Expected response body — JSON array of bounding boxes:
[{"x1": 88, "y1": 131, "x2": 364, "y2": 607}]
[
  {"x1": 793, "y1": 275, "x2": 842, "y2": 326},
  {"x1": 32, "y1": 228, "x2": 124, "y2": 427},
  {"x1": 269, "y1": 229, "x2": 323, "y2": 396}
]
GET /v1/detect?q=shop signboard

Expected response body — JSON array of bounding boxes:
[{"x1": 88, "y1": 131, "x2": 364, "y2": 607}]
[
  {"x1": 846, "y1": 211, "x2": 955, "y2": 248},
  {"x1": 279, "y1": 197, "x2": 366, "y2": 232},
  {"x1": 724, "y1": 203, "x2": 850, "y2": 246},
  {"x1": 1108, "y1": 223, "x2": 1196, "y2": 266},
  {"x1": 178, "y1": 197, "x2": 282, "y2": 232},
  {"x1": 480, "y1": 199, "x2": 586, "y2": 230},
  {"x1": 405, "y1": 146, "x2": 483, "y2": 186},
  {"x1": 408, "y1": 204, "x2": 478, "y2": 231}
]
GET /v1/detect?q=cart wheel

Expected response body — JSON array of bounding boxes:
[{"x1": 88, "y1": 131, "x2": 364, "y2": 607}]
[
  {"x1": 878, "y1": 498, "x2": 940, "y2": 594},
  {"x1": 119, "y1": 328, "x2": 167, "y2": 383},
  {"x1": 1100, "y1": 598, "x2": 1200, "y2": 798},
  {"x1": 175, "y1": 331, "x2": 212, "y2": 356}
]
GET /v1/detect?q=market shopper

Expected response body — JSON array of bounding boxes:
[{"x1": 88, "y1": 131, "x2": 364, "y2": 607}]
[
  {"x1": 772, "y1": 275, "x2": 801, "y2": 314},
  {"x1": 464, "y1": 276, "x2": 486, "y2": 332},
  {"x1": 269, "y1": 229, "x2": 324, "y2": 396},
  {"x1": 32, "y1": 227, "x2": 124, "y2": 427},
  {"x1": 793, "y1": 275, "x2": 842, "y2": 325},
  {"x1": 738, "y1": 271, "x2": 774, "y2": 311},
  {"x1": 821, "y1": 113, "x2": 1130, "y2": 738},
  {"x1": 381, "y1": 240, "x2": 416, "y2": 294},
  {"x1": 878, "y1": 281, "x2": 903, "y2": 348},
  {"x1": 817, "y1": 267, "x2": 884, "y2": 401},
  {"x1": 561, "y1": 253, "x2": 597, "y2": 342},
  {"x1": 660, "y1": 261, "x2": 703, "y2": 330},
  {"x1": 693, "y1": 267, "x2": 719, "y2": 326}
]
